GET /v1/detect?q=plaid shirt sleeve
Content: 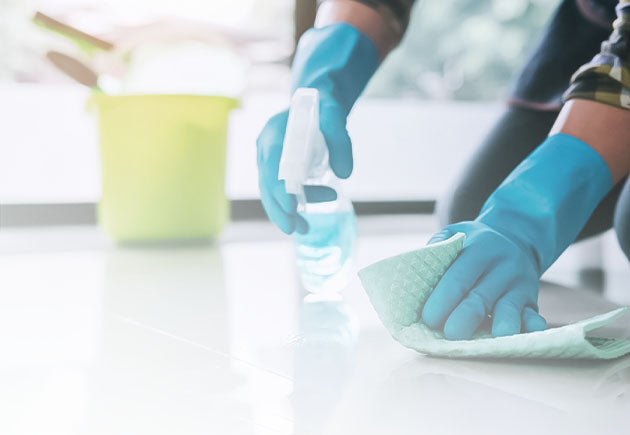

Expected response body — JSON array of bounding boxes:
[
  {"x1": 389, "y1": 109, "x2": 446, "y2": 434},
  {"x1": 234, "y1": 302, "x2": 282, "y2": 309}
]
[{"x1": 564, "y1": 0, "x2": 630, "y2": 109}]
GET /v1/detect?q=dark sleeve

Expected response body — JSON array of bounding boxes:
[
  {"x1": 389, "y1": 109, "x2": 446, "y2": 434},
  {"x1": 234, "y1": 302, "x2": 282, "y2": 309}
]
[{"x1": 563, "y1": 0, "x2": 630, "y2": 109}]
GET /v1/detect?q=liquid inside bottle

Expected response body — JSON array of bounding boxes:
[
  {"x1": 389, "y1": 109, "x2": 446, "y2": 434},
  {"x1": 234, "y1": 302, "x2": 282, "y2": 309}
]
[{"x1": 293, "y1": 198, "x2": 357, "y2": 294}]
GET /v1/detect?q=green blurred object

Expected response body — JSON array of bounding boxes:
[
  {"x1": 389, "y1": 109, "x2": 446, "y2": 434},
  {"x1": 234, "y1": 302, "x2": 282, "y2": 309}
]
[
  {"x1": 32, "y1": 11, "x2": 115, "y2": 57},
  {"x1": 91, "y1": 94, "x2": 238, "y2": 242}
]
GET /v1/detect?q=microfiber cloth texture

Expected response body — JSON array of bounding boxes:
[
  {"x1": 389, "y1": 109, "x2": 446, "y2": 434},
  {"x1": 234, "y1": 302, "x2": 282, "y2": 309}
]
[{"x1": 358, "y1": 233, "x2": 630, "y2": 359}]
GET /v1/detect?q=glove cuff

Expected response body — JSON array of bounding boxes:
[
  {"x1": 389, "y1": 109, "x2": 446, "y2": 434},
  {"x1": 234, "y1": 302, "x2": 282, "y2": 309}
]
[
  {"x1": 291, "y1": 23, "x2": 379, "y2": 115},
  {"x1": 477, "y1": 133, "x2": 612, "y2": 273}
]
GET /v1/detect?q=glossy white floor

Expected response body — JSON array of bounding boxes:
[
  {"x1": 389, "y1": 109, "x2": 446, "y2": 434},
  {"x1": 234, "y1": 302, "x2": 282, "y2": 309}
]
[{"x1": 2, "y1": 216, "x2": 629, "y2": 435}]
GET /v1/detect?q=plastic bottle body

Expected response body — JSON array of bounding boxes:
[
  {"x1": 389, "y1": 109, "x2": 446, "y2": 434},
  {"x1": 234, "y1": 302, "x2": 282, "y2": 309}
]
[
  {"x1": 278, "y1": 87, "x2": 357, "y2": 294},
  {"x1": 293, "y1": 171, "x2": 357, "y2": 294}
]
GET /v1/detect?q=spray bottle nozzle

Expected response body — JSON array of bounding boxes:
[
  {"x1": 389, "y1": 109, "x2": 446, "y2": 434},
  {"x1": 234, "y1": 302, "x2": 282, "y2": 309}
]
[{"x1": 278, "y1": 88, "x2": 327, "y2": 207}]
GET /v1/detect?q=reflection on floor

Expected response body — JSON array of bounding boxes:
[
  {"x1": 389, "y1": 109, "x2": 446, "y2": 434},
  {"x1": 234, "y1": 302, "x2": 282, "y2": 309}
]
[{"x1": 0, "y1": 216, "x2": 629, "y2": 435}]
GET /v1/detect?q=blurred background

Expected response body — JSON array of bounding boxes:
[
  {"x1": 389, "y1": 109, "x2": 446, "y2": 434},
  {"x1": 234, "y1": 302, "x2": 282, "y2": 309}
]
[
  {"x1": 2, "y1": 0, "x2": 556, "y2": 216},
  {"x1": 1, "y1": 0, "x2": 628, "y2": 294}
]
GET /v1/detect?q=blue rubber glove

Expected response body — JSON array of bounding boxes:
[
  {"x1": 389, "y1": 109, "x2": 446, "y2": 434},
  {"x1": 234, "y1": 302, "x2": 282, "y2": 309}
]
[
  {"x1": 256, "y1": 23, "x2": 378, "y2": 234},
  {"x1": 422, "y1": 133, "x2": 612, "y2": 340}
]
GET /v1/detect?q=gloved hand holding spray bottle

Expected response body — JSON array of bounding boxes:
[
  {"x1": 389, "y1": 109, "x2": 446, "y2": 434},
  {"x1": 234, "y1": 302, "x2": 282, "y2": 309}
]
[
  {"x1": 256, "y1": 22, "x2": 379, "y2": 294},
  {"x1": 279, "y1": 88, "x2": 357, "y2": 294}
]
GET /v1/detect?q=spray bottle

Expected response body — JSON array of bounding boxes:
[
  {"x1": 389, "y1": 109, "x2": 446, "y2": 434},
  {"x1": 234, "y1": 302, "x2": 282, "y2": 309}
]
[{"x1": 279, "y1": 88, "x2": 357, "y2": 294}]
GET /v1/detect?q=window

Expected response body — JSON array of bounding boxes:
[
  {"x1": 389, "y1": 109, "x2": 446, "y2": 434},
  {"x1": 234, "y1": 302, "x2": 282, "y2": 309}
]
[
  {"x1": 1, "y1": 0, "x2": 559, "y2": 219},
  {"x1": 366, "y1": 0, "x2": 558, "y2": 100}
]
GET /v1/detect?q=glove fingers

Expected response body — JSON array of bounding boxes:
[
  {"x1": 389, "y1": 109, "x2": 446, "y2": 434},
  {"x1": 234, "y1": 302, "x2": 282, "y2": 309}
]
[
  {"x1": 304, "y1": 185, "x2": 338, "y2": 203},
  {"x1": 421, "y1": 245, "x2": 486, "y2": 330},
  {"x1": 319, "y1": 103, "x2": 353, "y2": 179},
  {"x1": 257, "y1": 111, "x2": 295, "y2": 233},
  {"x1": 295, "y1": 214, "x2": 309, "y2": 234},
  {"x1": 442, "y1": 267, "x2": 514, "y2": 340},
  {"x1": 427, "y1": 221, "x2": 473, "y2": 245},
  {"x1": 272, "y1": 181, "x2": 297, "y2": 214},
  {"x1": 260, "y1": 185, "x2": 295, "y2": 235},
  {"x1": 269, "y1": 184, "x2": 332, "y2": 234},
  {"x1": 492, "y1": 291, "x2": 528, "y2": 337},
  {"x1": 491, "y1": 287, "x2": 541, "y2": 337},
  {"x1": 522, "y1": 306, "x2": 546, "y2": 333},
  {"x1": 427, "y1": 228, "x2": 455, "y2": 245},
  {"x1": 256, "y1": 112, "x2": 288, "y2": 168}
]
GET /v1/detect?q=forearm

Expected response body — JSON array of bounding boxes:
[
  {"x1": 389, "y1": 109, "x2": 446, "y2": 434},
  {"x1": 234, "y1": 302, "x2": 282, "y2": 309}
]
[
  {"x1": 550, "y1": 99, "x2": 630, "y2": 184},
  {"x1": 555, "y1": 1, "x2": 630, "y2": 183},
  {"x1": 315, "y1": 0, "x2": 405, "y2": 60}
]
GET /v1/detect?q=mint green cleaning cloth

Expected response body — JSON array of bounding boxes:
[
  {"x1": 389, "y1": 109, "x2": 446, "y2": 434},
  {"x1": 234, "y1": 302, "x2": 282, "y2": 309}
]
[{"x1": 358, "y1": 233, "x2": 630, "y2": 359}]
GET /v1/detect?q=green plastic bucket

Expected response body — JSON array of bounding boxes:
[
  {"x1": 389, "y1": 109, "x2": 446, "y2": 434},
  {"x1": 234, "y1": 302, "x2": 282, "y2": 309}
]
[{"x1": 91, "y1": 94, "x2": 238, "y2": 242}]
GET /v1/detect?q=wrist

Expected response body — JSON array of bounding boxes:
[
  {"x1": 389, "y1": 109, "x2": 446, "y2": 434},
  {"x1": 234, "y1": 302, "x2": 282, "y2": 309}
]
[
  {"x1": 477, "y1": 133, "x2": 611, "y2": 273},
  {"x1": 550, "y1": 99, "x2": 630, "y2": 183},
  {"x1": 291, "y1": 22, "x2": 379, "y2": 115},
  {"x1": 315, "y1": 0, "x2": 402, "y2": 59}
]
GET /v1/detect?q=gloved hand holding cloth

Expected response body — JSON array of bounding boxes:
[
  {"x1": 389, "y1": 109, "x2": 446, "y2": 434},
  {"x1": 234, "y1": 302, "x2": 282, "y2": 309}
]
[
  {"x1": 408, "y1": 132, "x2": 612, "y2": 341},
  {"x1": 421, "y1": 133, "x2": 613, "y2": 339}
]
